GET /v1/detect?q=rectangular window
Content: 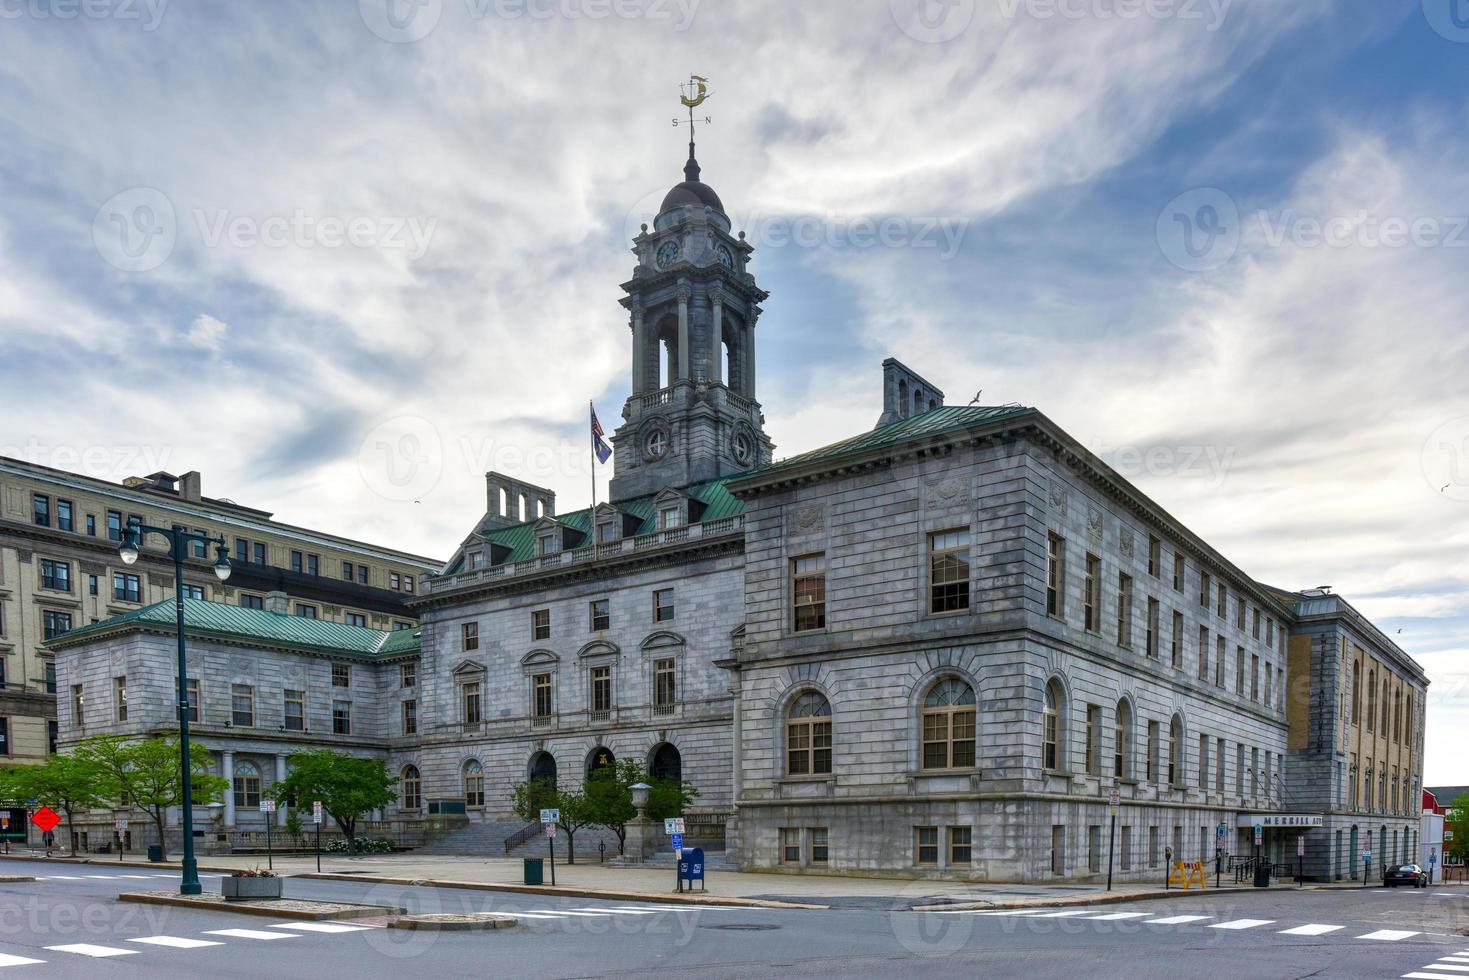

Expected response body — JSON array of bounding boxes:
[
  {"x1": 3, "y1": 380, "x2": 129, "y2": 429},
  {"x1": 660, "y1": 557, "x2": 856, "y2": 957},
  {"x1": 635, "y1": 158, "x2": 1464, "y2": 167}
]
[
  {"x1": 114, "y1": 676, "x2": 128, "y2": 722},
  {"x1": 1265, "y1": 664, "x2": 1273, "y2": 707},
  {"x1": 56, "y1": 499, "x2": 73, "y2": 532},
  {"x1": 1251, "y1": 747, "x2": 1259, "y2": 796},
  {"x1": 291, "y1": 551, "x2": 304, "y2": 573},
  {"x1": 1172, "y1": 553, "x2": 1185, "y2": 592},
  {"x1": 343, "y1": 561, "x2": 354, "y2": 581},
  {"x1": 32, "y1": 493, "x2": 49, "y2": 526},
  {"x1": 1216, "y1": 583, "x2": 1226, "y2": 618},
  {"x1": 1199, "y1": 571, "x2": 1210, "y2": 609},
  {"x1": 1251, "y1": 655, "x2": 1260, "y2": 702},
  {"x1": 1215, "y1": 636, "x2": 1226, "y2": 687},
  {"x1": 180, "y1": 677, "x2": 199, "y2": 723},
  {"x1": 191, "y1": 533, "x2": 206, "y2": 559},
  {"x1": 653, "y1": 589, "x2": 675, "y2": 623},
  {"x1": 1083, "y1": 555, "x2": 1100, "y2": 632},
  {"x1": 1198, "y1": 734, "x2": 1209, "y2": 789},
  {"x1": 654, "y1": 658, "x2": 676, "y2": 709},
  {"x1": 590, "y1": 666, "x2": 612, "y2": 714},
  {"x1": 182, "y1": 584, "x2": 204, "y2": 600},
  {"x1": 463, "y1": 682, "x2": 482, "y2": 724},
  {"x1": 107, "y1": 510, "x2": 123, "y2": 541},
  {"x1": 1145, "y1": 598, "x2": 1159, "y2": 658},
  {"x1": 88, "y1": 574, "x2": 99, "y2": 596},
  {"x1": 792, "y1": 554, "x2": 827, "y2": 631},
  {"x1": 43, "y1": 610, "x2": 73, "y2": 640},
  {"x1": 401, "y1": 663, "x2": 416, "y2": 688},
  {"x1": 531, "y1": 609, "x2": 551, "y2": 640},
  {"x1": 1121, "y1": 825, "x2": 1133, "y2": 871},
  {"x1": 660, "y1": 506, "x2": 680, "y2": 530},
  {"x1": 1148, "y1": 535, "x2": 1161, "y2": 577},
  {"x1": 253, "y1": 542, "x2": 267, "y2": 565},
  {"x1": 40, "y1": 559, "x2": 71, "y2": 592},
  {"x1": 332, "y1": 700, "x2": 352, "y2": 735},
  {"x1": 284, "y1": 689, "x2": 304, "y2": 731},
  {"x1": 112, "y1": 572, "x2": 141, "y2": 603},
  {"x1": 1148, "y1": 825, "x2": 1160, "y2": 868},
  {"x1": 781, "y1": 828, "x2": 801, "y2": 865},
  {"x1": 532, "y1": 674, "x2": 553, "y2": 719},
  {"x1": 1236, "y1": 598, "x2": 1245, "y2": 629},
  {"x1": 86, "y1": 514, "x2": 96, "y2": 536},
  {"x1": 240, "y1": 593, "x2": 264, "y2": 610},
  {"x1": 1198, "y1": 625, "x2": 1209, "y2": 681},
  {"x1": 402, "y1": 699, "x2": 418, "y2": 735},
  {"x1": 1171, "y1": 611, "x2": 1183, "y2": 667},
  {"x1": 1089, "y1": 825, "x2": 1102, "y2": 873},
  {"x1": 1116, "y1": 573, "x2": 1132, "y2": 647},
  {"x1": 1046, "y1": 533, "x2": 1065, "y2": 616},
  {"x1": 929, "y1": 529, "x2": 970, "y2": 613},
  {"x1": 915, "y1": 826, "x2": 939, "y2": 866},
  {"x1": 44, "y1": 661, "x2": 57, "y2": 695},
  {"x1": 295, "y1": 604, "x2": 318, "y2": 619},
  {"x1": 810, "y1": 827, "x2": 829, "y2": 865},
  {"x1": 1216, "y1": 737, "x2": 1226, "y2": 793},
  {"x1": 1085, "y1": 704, "x2": 1102, "y2": 775},
  {"x1": 463, "y1": 622, "x2": 479, "y2": 651},
  {"x1": 1237, "y1": 645, "x2": 1246, "y2": 694},
  {"x1": 1051, "y1": 825, "x2": 1066, "y2": 875},
  {"x1": 346, "y1": 612, "x2": 366, "y2": 628},
  {"x1": 235, "y1": 538, "x2": 248, "y2": 563},
  {"x1": 331, "y1": 664, "x2": 351, "y2": 688},
  {"x1": 590, "y1": 599, "x2": 610, "y2": 632},
  {"x1": 950, "y1": 826, "x2": 972, "y2": 865},
  {"x1": 1252, "y1": 608, "x2": 1261, "y2": 639},
  {"x1": 358, "y1": 565, "x2": 369, "y2": 585},
  {"x1": 72, "y1": 684, "x2": 85, "y2": 725},
  {"x1": 307, "y1": 554, "x2": 319, "y2": 577},
  {"x1": 1146, "y1": 720, "x2": 1160, "y2": 783},
  {"x1": 231, "y1": 684, "x2": 255, "y2": 727},
  {"x1": 404, "y1": 574, "x2": 414, "y2": 594},
  {"x1": 1236, "y1": 744, "x2": 1245, "y2": 796}
]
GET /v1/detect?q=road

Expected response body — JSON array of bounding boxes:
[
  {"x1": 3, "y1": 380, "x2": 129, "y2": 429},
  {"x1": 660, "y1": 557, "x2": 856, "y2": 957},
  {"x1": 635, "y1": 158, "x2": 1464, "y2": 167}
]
[{"x1": 0, "y1": 858, "x2": 1466, "y2": 978}]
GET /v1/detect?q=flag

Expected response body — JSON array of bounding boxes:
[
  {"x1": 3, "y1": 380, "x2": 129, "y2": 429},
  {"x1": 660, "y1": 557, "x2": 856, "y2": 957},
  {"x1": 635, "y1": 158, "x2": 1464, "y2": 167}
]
[{"x1": 591, "y1": 406, "x2": 613, "y2": 464}]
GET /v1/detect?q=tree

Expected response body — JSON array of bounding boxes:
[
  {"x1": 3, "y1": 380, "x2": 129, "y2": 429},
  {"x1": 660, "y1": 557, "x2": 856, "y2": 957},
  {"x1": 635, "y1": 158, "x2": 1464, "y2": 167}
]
[
  {"x1": 1448, "y1": 795, "x2": 1469, "y2": 863},
  {"x1": 75, "y1": 735, "x2": 228, "y2": 859},
  {"x1": 511, "y1": 778, "x2": 594, "y2": 864},
  {"x1": 270, "y1": 749, "x2": 396, "y2": 853},
  {"x1": 583, "y1": 760, "x2": 701, "y2": 856},
  {"x1": 0, "y1": 753, "x2": 110, "y2": 856}
]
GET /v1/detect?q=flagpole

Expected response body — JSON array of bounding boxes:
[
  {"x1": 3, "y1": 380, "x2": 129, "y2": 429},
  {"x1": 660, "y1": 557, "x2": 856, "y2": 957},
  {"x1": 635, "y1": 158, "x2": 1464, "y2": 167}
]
[{"x1": 590, "y1": 401, "x2": 597, "y2": 511}]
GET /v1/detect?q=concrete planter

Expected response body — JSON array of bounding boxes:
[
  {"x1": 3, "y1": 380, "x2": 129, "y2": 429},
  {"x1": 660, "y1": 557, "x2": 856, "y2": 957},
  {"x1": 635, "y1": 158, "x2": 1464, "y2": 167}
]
[{"x1": 221, "y1": 876, "x2": 283, "y2": 901}]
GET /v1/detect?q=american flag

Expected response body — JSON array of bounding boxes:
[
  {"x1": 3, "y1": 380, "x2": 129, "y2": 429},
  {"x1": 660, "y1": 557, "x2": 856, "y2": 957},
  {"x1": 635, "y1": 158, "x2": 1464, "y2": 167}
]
[{"x1": 591, "y1": 406, "x2": 612, "y2": 463}]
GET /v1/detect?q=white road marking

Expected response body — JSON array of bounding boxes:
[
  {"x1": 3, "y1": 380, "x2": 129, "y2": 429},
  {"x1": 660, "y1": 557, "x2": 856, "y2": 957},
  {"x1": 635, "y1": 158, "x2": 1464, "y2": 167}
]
[
  {"x1": 204, "y1": 928, "x2": 297, "y2": 940},
  {"x1": 1278, "y1": 924, "x2": 1344, "y2": 936},
  {"x1": 1209, "y1": 919, "x2": 1276, "y2": 930},
  {"x1": 265, "y1": 923, "x2": 372, "y2": 933},
  {"x1": 44, "y1": 944, "x2": 137, "y2": 957},
  {"x1": 1030, "y1": 910, "x2": 1101, "y2": 918},
  {"x1": 128, "y1": 936, "x2": 224, "y2": 949},
  {"x1": 501, "y1": 912, "x2": 570, "y2": 920},
  {"x1": 113, "y1": 875, "x2": 155, "y2": 879},
  {"x1": 1144, "y1": 914, "x2": 1212, "y2": 924},
  {"x1": 1419, "y1": 965, "x2": 1469, "y2": 973},
  {"x1": 0, "y1": 953, "x2": 45, "y2": 968},
  {"x1": 518, "y1": 910, "x2": 609, "y2": 918},
  {"x1": 568, "y1": 907, "x2": 662, "y2": 915},
  {"x1": 1404, "y1": 974, "x2": 1469, "y2": 980},
  {"x1": 38, "y1": 876, "x2": 84, "y2": 880},
  {"x1": 1359, "y1": 929, "x2": 1419, "y2": 941},
  {"x1": 1084, "y1": 912, "x2": 1151, "y2": 920}
]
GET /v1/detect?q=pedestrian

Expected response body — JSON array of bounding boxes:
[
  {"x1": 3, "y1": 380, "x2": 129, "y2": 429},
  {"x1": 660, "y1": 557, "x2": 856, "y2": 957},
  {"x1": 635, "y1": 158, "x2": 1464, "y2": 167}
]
[{"x1": 43, "y1": 829, "x2": 55, "y2": 857}]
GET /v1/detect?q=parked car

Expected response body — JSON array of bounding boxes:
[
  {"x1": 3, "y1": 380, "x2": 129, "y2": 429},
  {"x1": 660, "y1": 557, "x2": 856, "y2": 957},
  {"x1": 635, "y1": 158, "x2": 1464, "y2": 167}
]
[{"x1": 1384, "y1": 864, "x2": 1428, "y2": 887}]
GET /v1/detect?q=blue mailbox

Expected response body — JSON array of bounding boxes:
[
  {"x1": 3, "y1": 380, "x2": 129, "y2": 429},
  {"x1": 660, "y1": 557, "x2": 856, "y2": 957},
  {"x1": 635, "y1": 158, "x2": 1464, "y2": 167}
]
[{"x1": 678, "y1": 846, "x2": 706, "y2": 891}]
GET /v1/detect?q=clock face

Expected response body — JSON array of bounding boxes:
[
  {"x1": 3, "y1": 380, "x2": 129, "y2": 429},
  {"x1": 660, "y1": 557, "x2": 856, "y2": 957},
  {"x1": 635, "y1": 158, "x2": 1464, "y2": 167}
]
[
  {"x1": 655, "y1": 240, "x2": 680, "y2": 268},
  {"x1": 715, "y1": 244, "x2": 735, "y2": 270}
]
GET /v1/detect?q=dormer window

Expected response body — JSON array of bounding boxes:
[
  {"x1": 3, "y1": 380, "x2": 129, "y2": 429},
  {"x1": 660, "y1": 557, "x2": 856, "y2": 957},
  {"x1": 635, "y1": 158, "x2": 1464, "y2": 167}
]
[
  {"x1": 660, "y1": 506, "x2": 681, "y2": 530},
  {"x1": 468, "y1": 551, "x2": 484, "y2": 570},
  {"x1": 538, "y1": 534, "x2": 558, "y2": 556},
  {"x1": 598, "y1": 522, "x2": 617, "y2": 544}
]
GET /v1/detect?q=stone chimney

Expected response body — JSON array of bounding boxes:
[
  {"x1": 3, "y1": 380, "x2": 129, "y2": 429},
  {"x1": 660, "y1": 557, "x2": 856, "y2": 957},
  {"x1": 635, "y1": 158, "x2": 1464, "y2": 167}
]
[
  {"x1": 264, "y1": 591, "x2": 289, "y2": 615},
  {"x1": 179, "y1": 470, "x2": 203, "y2": 502},
  {"x1": 481, "y1": 472, "x2": 557, "y2": 530},
  {"x1": 876, "y1": 358, "x2": 946, "y2": 428}
]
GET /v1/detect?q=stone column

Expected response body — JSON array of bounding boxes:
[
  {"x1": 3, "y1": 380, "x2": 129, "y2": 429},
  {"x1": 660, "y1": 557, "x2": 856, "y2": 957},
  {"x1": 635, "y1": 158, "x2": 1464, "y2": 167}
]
[
  {"x1": 710, "y1": 291, "x2": 724, "y2": 385},
  {"x1": 275, "y1": 754, "x2": 288, "y2": 828},
  {"x1": 676, "y1": 283, "x2": 691, "y2": 381},
  {"x1": 745, "y1": 317, "x2": 757, "y2": 399},
  {"x1": 222, "y1": 750, "x2": 235, "y2": 828},
  {"x1": 631, "y1": 305, "x2": 646, "y2": 394}
]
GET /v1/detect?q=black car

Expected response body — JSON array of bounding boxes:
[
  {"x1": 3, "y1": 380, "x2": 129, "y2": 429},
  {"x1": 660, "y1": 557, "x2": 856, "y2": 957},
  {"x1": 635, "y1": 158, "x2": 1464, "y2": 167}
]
[{"x1": 1384, "y1": 864, "x2": 1427, "y2": 887}]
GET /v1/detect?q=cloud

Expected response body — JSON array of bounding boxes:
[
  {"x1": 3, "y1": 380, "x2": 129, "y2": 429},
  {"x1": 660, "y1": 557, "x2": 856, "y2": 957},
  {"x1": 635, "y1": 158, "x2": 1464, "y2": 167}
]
[{"x1": 185, "y1": 313, "x2": 228, "y2": 351}]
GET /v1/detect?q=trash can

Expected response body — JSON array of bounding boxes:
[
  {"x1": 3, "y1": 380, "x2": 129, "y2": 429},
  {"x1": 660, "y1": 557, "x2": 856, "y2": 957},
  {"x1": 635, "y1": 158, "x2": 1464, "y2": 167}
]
[
  {"x1": 523, "y1": 857, "x2": 543, "y2": 886},
  {"x1": 1254, "y1": 862, "x2": 1270, "y2": 888},
  {"x1": 147, "y1": 844, "x2": 163, "y2": 863}
]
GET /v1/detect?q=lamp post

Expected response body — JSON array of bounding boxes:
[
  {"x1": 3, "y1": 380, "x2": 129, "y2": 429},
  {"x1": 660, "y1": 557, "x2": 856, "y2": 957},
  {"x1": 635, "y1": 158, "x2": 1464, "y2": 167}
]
[{"x1": 119, "y1": 524, "x2": 231, "y2": 896}]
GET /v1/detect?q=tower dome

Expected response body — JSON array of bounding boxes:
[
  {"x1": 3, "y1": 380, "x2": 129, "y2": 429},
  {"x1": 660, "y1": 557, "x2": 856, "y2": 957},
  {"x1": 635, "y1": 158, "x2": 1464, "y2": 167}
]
[{"x1": 658, "y1": 144, "x2": 724, "y2": 215}]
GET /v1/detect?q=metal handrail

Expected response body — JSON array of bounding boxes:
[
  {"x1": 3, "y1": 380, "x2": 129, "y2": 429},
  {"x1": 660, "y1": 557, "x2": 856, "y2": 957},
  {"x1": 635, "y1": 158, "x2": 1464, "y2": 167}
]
[{"x1": 503, "y1": 820, "x2": 544, "y2": 855}]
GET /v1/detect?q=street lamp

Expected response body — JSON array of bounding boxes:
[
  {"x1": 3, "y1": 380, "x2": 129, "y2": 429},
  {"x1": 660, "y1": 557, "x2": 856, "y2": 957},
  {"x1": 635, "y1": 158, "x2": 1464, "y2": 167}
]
[{"x1": 118, "y1": 524, "x2": 230, "y2": 895}]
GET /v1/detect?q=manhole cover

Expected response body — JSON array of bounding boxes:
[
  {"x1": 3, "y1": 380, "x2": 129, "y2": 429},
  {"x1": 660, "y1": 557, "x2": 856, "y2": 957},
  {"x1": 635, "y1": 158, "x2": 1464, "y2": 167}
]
[{"x1": 702, "y1": 923, "x2": 781, "y2": 931}]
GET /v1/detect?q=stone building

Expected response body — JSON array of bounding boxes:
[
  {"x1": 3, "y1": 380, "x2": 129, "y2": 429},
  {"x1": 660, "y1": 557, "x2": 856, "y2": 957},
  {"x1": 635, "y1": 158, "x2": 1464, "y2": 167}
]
[
  {"x1": 40, "y1": 139, "x2": 1429, "y2": 880},
  {"x1": 0, "y1": 459, "x2": 437, "y2": 770}
]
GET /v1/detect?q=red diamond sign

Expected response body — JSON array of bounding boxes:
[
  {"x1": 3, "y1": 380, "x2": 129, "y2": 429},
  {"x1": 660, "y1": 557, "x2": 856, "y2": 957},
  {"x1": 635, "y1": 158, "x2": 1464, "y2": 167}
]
[{"x1": 30, "y1": 806, "x2": 60, "y2": 834}]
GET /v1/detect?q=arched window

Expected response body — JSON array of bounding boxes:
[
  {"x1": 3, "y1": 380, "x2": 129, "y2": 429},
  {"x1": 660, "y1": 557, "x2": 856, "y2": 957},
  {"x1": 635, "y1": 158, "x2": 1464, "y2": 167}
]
[
  {"x1": 1043, "y1": 680, "x2": 1064, "y2": 770},
  {"x1": 787, "y1": 692, "x2": 833, "y2": 776},
  {"x1": 1393, "y1": 689, "x2": 1402, "y2": 742},
  {"x1": 1113, "y1": 700, "x2": 1133, "y2": 779},
  {"x1": 587, "y1": 746, "x2": 616, "y2": 778},
  {"x1": 651, "y1": 743, "x2": 683, "y2": 782},
  {"x1": 1366, "y1": 669, "x2": 1376, "y2": 732},
  {"x1": 1167, "y1": 715, "x2": 1183, "y2": 786},
  {"x1": 1381, "y1": 679, "x2": 1390, "y2": 735},
  {"x1": 898, "y1": 380, "x2": 909, "y2": 418},
  {"x1": 922, "y1": 679, "x2": 976, "y2": 770},
  {"x1": 913, "y1": 388, "x2": 924, "y2": 415},
  {"x1": 1351, "y1": 660, "x2": 1361, "y2": 725},
  {"x1": 401, "y1": 765, "x2": 422, "y2": 811},
  {"x1": 529, "y1": 751, "x2": 557, "y2": 784},
  {"x1": 463, "y1": 760, "x2": 484, "y2": 808},
  {"x1": 233, "y1": 760, "x2": 261, "y2": 809}
]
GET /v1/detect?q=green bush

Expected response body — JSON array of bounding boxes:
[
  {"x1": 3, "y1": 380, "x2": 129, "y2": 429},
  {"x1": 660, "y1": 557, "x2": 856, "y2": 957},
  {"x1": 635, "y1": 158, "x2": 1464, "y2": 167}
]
[{"x1": 325, "y1": 836, "x2": 395, "y2": 854}]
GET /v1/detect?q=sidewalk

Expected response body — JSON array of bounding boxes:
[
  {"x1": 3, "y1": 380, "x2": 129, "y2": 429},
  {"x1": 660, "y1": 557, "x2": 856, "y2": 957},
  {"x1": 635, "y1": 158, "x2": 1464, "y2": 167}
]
[{"x1": 3, "y1": 849, "x2": 1389, "y2": 910}]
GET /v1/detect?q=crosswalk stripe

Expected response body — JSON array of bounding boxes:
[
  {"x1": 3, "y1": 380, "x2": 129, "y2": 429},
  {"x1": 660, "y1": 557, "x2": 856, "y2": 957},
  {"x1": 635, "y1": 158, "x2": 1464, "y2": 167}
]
[
  {"x1": 1210, "y1": 919, "x2": 1275, "y2": 930},
  {"x1": 204, "y1": 928, "x2": 297, "y2": 940},
  {"x1": 1279, "y1": 924, "x2": 1344, "y2": 936},
  {"x1": 1437, "y1": 957, "x2": 1469, "y2": 963},
  {"x1": 128, "y1": 936, "x2": 224, "y2": 949},
  {"x1": 1144, "y1": 914, "x2": 1211, "y2": 924},
  {"x1": 1420, "y1": 965, "x2": 1469, "y2": 973},
  {"x1": 1359, "y1": 930, "x2": 1419, "y2": 941},
  {"x1": 265, "y1": 923, "x2": 372, "y2": 933},
  {"x1": 520, "y1": 910, "x2": 609, "y2": 917},
  {"x1": 568, "y1": 908, "x2": 662, "y2": 915},
  {"x1": 1404, "y1": 974, "x2": 1469, "y2": 980},
  {"x1": 1083, "y1": 912, "x2": 1151, "y2": 921},
  {"x1": 968, "y1": 909, "x2": 1055, "y2": 916},
  {"x1": 40, "y1": 875, "x2": 84, "y2": 880},
  {"x1": 114, "y1": 875, "x2": 155, "y2": 879},
  {"x1": 502, "y1": 912, "x2": 569, "y2": 920},
  {"x1": 44, "y1": 944, "x2": 137, "y2": 957},
  {"x1": 1030, "y1": 910, "x2": 1101, "y2": 918},
  {"x1": 0, "y1": 953, "x2": 45, "y2": 968}
]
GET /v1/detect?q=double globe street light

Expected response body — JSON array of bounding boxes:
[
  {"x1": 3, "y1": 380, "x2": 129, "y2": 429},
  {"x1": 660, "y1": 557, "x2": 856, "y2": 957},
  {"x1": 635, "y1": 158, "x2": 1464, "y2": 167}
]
[{"x1": 118, "y1": 524, "x2": 231, "y2": 895}]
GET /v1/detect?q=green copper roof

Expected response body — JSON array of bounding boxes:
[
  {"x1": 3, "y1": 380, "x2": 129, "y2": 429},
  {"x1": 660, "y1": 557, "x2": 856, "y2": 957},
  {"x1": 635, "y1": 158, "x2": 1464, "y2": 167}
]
[
  {"x1": 736, "y1": 404, "x2": 1036, "y2": 483},
  {"x1": 46, "y1": 597, "x2": 420, "y2": 658}
]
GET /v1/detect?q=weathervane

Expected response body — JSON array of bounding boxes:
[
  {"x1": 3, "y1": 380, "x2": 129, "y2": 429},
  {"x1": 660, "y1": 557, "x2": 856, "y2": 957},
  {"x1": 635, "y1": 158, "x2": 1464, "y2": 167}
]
[{"x1": 677, "y1": 73, "x2": 712, "y2": 143}]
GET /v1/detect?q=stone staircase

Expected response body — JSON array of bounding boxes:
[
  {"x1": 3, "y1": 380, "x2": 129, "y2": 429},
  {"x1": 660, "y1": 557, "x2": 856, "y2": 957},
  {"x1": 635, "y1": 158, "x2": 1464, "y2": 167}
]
[{"x1": 413, "y1": 817, "x2": 624, "y2": 861}]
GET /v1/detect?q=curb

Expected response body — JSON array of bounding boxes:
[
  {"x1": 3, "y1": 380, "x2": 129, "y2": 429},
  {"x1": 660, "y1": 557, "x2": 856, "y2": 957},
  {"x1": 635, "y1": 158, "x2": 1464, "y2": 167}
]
[
  {"x1": 389, "y1": 914, "x2": 519, "y2": 931},
  {"x1": 119, "y1": 891, "x2": 405, "y2": 921},
  {"x1": 294, "y1": 873, "x2": 827, "y2": 910},
  {"x1": 912, "y1": 883, "x2": 1325, "y2": 913},
  {"x1": 0, "y1": 853, "x2": 241, "y2": 874},
  {"x1": 0, "y1": 876, "x2": 37, "y2": 883}
]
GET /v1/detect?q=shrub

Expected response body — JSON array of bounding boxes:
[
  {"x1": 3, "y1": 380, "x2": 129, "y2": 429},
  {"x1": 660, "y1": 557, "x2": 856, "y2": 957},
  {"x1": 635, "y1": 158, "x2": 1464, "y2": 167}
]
[{"x1": 325, "y1": 836, "x2": 395, "y2": 854}]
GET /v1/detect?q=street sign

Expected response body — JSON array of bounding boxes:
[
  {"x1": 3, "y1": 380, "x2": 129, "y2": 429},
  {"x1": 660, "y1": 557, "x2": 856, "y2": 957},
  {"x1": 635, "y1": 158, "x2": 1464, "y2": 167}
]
[
  {"x1": 1108, "y1": 788, "x2": 1120, "y2": 811},
  {"x1": 114, "y1": 819, "x2": 128, "y2": 831},
  {"x1": 665, "y1": 817, "x2": 685, "y2": 835},
  {"x1": 312, "y1": 801, "x2": 323, "y2": 824},
  {"x1": 1363, "y1": 850, "x2": 1372, "y2": 863},
  {"x1": 1254, "y1": 823, "x2": 1263, "y2": 846},
  {"x1": 671, "y1": 833, "x2": 684, "y2": 850},
  {"x1": 544, "y1": 823, "x2": 556, "y2": 838},
  {"x1": 259, "y1": 800, "x2": 276, "y2": 813},
  {"x1": 30, "y1": 807, "x2": 60, "y2": 834},
  {"x1": 540, "y1": 808, "x2": 560, "y2": 824},
  {"x1": 1296, "y1": 837, "x2": 1305, "y2": 857}
]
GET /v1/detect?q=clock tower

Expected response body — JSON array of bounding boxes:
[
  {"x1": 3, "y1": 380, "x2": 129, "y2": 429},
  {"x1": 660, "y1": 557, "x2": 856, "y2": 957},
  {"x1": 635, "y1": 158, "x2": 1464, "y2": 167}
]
[{"x1": 608, "y1": 110, "x2": 773, "y2": 502}]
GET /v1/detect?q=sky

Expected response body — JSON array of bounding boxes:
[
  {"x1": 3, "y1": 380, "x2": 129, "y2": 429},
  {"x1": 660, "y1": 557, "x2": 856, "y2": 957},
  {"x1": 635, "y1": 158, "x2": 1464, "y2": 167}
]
[{"x1": 2, "y1": 0, "x2": 1468, "y2": 781}]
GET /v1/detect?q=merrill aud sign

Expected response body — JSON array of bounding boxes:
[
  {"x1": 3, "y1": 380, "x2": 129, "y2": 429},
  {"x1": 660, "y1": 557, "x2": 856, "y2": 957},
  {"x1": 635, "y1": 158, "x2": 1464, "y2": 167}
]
[{"x1": 1234, "y1": 814, "x2": 1323, "y2": 829}]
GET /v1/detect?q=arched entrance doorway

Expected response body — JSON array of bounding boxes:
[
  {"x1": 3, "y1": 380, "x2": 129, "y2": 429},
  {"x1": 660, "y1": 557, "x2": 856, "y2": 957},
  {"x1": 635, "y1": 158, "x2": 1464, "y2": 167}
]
[
  {"x1": 1349, "y1": 825, "x2": 1359, "y2": 880},
  {"x1": 529, "y1": 751, "x2": 557, "y2": 784},
  {"x1": 586, "y1": 746, "x2": 615, "y2": 778},
  {"x1": 649, "y1": 743, "x2": 682, "y2": 782}
]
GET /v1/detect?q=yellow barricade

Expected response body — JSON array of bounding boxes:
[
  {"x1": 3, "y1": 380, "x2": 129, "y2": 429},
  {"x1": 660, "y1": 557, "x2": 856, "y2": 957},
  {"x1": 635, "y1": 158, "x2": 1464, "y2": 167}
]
[{"x1": 1168, "y1": 860, "x2": 1209, "y2": 889}]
